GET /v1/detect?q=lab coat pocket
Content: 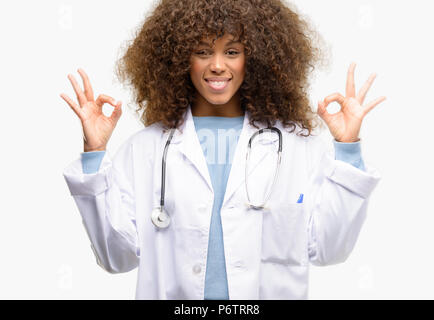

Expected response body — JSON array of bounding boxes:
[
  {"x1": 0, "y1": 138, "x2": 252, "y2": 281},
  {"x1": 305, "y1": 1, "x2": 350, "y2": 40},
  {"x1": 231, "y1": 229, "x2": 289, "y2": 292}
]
[{"x1": 260, "y1": 203, "x2": 308, "y2": 266}]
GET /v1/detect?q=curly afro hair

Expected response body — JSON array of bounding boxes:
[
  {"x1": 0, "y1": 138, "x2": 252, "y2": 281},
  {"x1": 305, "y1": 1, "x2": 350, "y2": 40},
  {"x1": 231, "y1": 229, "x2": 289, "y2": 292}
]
[{"x1": 115, "y1": 0, "x2": 325, "y2": 135}]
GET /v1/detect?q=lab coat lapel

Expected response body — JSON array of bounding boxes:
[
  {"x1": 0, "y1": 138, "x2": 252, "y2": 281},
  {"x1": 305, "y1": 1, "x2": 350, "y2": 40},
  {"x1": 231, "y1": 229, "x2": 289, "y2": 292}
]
[{"x1": 171, "y1": 106, "x2": 213, "y2": 193}]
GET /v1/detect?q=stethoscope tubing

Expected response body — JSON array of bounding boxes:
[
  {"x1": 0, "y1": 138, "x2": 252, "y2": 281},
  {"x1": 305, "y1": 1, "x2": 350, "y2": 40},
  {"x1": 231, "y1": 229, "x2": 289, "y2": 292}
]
[
  {"x1": 160, "y1": 128, "x2": 176, "y2": 208},
  {"x1": 153, "y1": 126, "x2": 283, "y2": 228},
  {"x1": 245, "y1": 127, "x2": 282, "y2": 210}
]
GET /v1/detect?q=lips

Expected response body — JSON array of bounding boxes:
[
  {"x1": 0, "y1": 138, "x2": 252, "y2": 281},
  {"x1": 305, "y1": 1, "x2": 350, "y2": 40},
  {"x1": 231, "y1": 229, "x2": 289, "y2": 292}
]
[{"x1": 205, "y1": 78, "x2": 231, "y2": 91}]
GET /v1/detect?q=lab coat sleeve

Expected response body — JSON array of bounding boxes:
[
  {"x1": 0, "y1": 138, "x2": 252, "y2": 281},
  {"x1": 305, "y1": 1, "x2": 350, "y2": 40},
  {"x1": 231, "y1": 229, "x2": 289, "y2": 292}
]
[
  {"x1": 306, "y1": 136, "x2": 381, "y2": 266},
  {"x1": 62, "y1": 136, "x2": 140, "y2": 274}
]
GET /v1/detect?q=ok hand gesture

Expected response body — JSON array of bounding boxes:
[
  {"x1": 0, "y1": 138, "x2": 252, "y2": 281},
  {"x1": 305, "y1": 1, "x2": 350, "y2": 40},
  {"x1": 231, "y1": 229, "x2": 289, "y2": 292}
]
[
  {"x1": 60, "y1": 69, "x2": 123, "y2": 152},
  {"x1": 317, "y1": 63, "x2": 386, "y2": 143}
]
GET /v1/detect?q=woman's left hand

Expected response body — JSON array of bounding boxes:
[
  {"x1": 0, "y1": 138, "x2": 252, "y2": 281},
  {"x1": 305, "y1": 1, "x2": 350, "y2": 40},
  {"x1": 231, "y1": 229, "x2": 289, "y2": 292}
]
[{"x1": 317, "y1": 62, "x2": 386, "y2": 143}]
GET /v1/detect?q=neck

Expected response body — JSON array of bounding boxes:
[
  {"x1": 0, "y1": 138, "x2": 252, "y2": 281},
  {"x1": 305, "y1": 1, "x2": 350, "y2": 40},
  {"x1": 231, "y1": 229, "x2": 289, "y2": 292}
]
[{"x1": 191, "y1": 92, "x2": 244, "y2": 117}]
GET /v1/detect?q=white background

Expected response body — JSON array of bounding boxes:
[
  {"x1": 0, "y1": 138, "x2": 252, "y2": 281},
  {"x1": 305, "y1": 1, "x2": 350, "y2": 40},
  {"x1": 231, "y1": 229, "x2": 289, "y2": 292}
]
[{"x1": 0, "y1": 0, "x2": 432, "y2": 299}]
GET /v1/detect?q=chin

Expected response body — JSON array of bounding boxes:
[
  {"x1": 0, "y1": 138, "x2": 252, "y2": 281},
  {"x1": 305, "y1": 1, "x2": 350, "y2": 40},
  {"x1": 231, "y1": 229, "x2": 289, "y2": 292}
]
[{"x1": 204, "y1": 96, "x2": 232, "y2": 106}]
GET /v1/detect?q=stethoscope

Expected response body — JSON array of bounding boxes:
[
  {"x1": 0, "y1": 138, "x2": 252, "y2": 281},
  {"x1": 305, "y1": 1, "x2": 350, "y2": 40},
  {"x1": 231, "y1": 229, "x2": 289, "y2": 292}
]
[{"x1": 151, "y1": 126, "x2": 283, "y2": 229}]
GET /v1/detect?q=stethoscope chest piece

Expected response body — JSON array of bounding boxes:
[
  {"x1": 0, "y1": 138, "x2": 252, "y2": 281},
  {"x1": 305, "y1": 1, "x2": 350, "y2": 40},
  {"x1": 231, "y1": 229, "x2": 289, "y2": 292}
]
[{"x1": 151, "y1": 207, "x2": 171, "y2": 229}]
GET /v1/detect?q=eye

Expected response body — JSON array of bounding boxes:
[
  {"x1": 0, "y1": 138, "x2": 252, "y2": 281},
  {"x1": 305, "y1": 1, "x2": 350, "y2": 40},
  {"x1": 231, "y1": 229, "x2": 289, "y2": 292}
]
[
  {"x1": 194, "y1": 49, "x2": 240, "y2": 56},
  {"x1": 195, "y1": 50, "x2": 209, "y2": 55},
  {"x1": 227, "y1": 50, "x2": 239, "y2": 55}
]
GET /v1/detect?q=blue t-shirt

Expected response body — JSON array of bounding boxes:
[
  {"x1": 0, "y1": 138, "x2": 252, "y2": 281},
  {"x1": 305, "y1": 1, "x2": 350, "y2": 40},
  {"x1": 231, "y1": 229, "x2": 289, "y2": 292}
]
[{"x1": 193, "y1": 115, "x2": 244, "y2": 299}]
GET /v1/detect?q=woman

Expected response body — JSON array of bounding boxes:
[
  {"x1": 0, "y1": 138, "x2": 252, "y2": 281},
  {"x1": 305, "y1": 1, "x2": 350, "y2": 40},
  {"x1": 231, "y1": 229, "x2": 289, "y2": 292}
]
[{"x1": 61, "y1": 0, "x2": 385, "y2": 299}]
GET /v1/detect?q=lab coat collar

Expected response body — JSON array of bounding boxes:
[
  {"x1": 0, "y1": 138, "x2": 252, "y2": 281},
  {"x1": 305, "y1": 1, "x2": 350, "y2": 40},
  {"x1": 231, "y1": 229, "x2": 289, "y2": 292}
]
[{"x1": 170, "y1": 105, "x2": 279, "y2": 208}]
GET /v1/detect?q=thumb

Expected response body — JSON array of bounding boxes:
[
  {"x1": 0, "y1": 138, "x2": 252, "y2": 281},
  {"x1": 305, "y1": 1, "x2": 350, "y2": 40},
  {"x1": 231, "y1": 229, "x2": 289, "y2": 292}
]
[
  {"x1": 317, "y1": 101, "x2": 328, "y2": 120},
  {"x1": 110, "y1": 100, "x2": 123, "y2": 122}
]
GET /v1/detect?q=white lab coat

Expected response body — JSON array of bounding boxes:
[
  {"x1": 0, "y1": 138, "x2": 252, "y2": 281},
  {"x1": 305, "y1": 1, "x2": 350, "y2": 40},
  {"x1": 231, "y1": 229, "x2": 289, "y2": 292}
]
[{"x1": 63, "y1": 105, "x2": 380, "y2": 299}]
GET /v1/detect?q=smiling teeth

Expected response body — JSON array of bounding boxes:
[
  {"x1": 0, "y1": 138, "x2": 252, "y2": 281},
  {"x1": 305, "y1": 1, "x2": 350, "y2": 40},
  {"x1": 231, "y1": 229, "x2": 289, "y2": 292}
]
[{"x1": 209, "y1": 81, "x2": 227, "y2": 88}]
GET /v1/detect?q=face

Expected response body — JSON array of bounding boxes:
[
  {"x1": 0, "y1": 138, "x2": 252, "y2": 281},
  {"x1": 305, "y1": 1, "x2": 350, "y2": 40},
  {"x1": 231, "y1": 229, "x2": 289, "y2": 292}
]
[{"x1": 189, "y1": 33, "x2": 246, "y2": 107}]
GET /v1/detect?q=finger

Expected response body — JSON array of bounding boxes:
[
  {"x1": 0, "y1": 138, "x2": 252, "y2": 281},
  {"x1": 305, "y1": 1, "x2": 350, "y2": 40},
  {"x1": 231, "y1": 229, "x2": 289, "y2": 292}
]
[
  {"x1": 363, "y1": 96, "x2": 386, "y2": 116},
  {"x1": 317, "y1": 100, "x2": 326, "y2": 116},
  {"x1": 95, "y1": 94, "x2": 117, "y2": 108},
  {"x1": 60, "y1": 93, "x2": 83, "y2": 120},
  {"x1": 77, "y1": 68, "x2": 95, "y2": 102},
  {"x1": 357, "y1": 73, "x2": 377, "y2": 104},
  {"x1": 345, "y1": 62, "x2": 357, "y2": 98},
  {"x1": 317, "y1": 100, "x2": 332, "y2": 121},
  {"x1": 67, "y1": 74, "x2": 87, "y2": 107},
  {"x1": 109, "y1": 101, "x2": 123, "y2": 123},
  {"x1": 324, "y1": 92, "x2": 346, "y2": 106}
]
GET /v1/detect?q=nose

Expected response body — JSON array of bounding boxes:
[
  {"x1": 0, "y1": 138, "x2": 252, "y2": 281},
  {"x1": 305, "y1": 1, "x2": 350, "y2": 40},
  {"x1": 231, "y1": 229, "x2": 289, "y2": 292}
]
[{"x1": 209, "y1": 53, "x2": 225, "y2": 73}]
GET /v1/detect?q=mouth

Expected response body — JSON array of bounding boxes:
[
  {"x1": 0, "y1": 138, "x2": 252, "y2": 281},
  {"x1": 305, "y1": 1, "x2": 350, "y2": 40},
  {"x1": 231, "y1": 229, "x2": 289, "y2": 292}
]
[{"x1": 204, "y1": 78, "x2": 232, "y2": 91}]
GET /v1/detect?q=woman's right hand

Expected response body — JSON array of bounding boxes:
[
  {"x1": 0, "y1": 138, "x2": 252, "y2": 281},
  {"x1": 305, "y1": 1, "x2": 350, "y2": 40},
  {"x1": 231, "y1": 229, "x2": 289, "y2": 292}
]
[{"x1": 60, "y1": 68, "x2": 122, "y2": 152}]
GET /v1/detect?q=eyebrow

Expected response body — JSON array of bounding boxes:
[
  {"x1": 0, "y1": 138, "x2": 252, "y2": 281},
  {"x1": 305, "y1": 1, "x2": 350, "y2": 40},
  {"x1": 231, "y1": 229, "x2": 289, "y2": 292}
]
[{"x1": 198, "y1": 40, "x2": 242, "y2": 47}]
